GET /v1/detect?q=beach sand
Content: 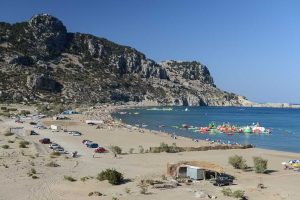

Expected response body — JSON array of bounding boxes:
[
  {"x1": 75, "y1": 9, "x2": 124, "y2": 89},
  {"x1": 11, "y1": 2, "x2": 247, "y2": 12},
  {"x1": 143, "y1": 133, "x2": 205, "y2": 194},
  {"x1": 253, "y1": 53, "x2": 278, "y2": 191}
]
[{"x1": 0, "y1": 105, "x2": 300, "y2": 200}]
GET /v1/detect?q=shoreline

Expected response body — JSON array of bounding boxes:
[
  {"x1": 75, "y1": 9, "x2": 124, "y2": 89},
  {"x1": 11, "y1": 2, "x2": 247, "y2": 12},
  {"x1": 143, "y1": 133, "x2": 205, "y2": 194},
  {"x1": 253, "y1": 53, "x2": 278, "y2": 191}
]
[{"x1": 87, "y1": 103, "x2": 300, "y2": 155}]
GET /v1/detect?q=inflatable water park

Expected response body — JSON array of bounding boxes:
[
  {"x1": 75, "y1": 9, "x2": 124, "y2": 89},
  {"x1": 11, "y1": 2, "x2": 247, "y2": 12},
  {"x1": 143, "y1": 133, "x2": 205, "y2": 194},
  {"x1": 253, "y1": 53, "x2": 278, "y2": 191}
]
[{"x1": 172, "y1": 122, "x2": 271, "y2": 135}]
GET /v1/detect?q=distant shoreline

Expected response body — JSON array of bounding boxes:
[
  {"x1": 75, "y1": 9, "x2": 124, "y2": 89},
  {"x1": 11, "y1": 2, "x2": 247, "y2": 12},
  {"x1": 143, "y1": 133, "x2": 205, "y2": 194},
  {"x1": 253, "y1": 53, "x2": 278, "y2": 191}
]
[{"x1": 111, "y1": 104, "x2": 300, "y2": 154}]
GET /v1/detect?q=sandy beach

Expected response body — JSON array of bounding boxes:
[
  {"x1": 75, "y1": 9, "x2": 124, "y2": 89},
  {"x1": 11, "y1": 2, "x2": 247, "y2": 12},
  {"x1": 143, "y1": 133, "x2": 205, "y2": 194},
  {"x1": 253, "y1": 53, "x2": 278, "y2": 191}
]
[{"x1": 0, "y1": 104, "x2": 300, "y2": 200}]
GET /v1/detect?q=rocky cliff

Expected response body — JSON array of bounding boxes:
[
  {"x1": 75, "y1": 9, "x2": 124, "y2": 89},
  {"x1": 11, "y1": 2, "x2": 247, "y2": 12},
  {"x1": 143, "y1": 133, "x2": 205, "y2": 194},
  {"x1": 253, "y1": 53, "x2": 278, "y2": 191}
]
[{"x1": 0, "y1": 14, "x2": 252, "y2": 106}]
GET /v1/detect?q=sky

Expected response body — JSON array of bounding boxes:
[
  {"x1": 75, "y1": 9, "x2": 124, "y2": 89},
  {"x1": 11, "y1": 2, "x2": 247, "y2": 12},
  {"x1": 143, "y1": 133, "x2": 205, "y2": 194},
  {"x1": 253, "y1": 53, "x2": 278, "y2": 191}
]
[{"x1": 1, "y1": 0, "x2": 300, "y2": 103}]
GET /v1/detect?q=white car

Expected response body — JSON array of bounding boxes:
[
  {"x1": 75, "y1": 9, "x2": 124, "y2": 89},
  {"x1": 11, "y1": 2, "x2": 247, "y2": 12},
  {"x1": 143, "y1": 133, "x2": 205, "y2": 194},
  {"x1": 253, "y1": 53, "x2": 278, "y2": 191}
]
[
  {"x1": 54, "y1": 148, "x2": 67, "y2": 154},
  {"x1": 72, "y1": 132, "x2": 82, "y2": 136},
  {"x1": 68, "y1": 131, "x2": 82, "y2": 136},
  {"x1": 49, "y1": 143, "x2": 60, "y2": 149}
]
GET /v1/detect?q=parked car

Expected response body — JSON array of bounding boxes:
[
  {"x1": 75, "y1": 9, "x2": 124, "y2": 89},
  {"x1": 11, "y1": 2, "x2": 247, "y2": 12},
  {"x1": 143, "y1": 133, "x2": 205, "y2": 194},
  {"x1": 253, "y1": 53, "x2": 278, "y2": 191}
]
[
  {"x1": 34, "y1": 125, "x2": 46, "y2": 129},
  {"x1": 211, "y1": 176, "x2": 233, "y2": 187},
  {"x1": 82, "y1": 140, "x2": 92, "y2": 145},
  {"x1": 87, "y1": 143, "x2": 98, "y2": 148},
  {"x1": 72, "y1": 132, "x2": 81, "y2": 136},
  {"x1": 68, "y1": 131, "x2": 82, "y2": 136},
  {"x1": 30, "y1": 130, "x2": 39, "y2": 135},
  {"x1": 38, "y1": 126, "x2": 47, "y2": 129},
  {"x1": 29, "y1": 122, "x2": 37, "y2": 125},
  {"x1": 49, "y1": 143, "x2": 60, "y2": 149},
  {"x1": 39, "y1": 138, "x2": 51, "y2": 144},
  {"x1": 54, "y1": 148, "x2": 67, "y2": 154},
  {"x1": 53, "y1": 147, "x2": 64, "y2": 151},
  {"x1": 94, "y1": 147, "x2": 107, "y2": 153}
]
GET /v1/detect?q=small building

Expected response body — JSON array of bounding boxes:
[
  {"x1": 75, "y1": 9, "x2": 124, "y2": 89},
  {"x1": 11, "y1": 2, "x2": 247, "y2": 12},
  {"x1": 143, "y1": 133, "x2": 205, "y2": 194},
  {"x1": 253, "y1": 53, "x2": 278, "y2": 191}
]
[
  {"x1": 186, "y1": 166, "x2": 205, "y2": 180},
  {"x1": 167, "y1": 161, "x2": 224, "y2": 180},
  {"x1": 50, "y1": 125, "x2": 61, "y2": 131},
  {"x1": 10, "y1": 127, "x2": 25, "y2": 136},
  {"x1": 10, "y1": 127, "x2": 31, "y2": 136}
]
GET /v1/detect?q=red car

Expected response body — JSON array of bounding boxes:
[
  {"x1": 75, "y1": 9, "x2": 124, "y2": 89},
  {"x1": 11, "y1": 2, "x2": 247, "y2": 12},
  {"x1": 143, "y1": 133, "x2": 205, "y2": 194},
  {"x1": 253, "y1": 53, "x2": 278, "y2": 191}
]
[
  {"x1": 94, "y1": 147, "x2": 107, "y2": 153},
  {"x1": 39, "y1": 138, "x2": 51, "y2": 144}
]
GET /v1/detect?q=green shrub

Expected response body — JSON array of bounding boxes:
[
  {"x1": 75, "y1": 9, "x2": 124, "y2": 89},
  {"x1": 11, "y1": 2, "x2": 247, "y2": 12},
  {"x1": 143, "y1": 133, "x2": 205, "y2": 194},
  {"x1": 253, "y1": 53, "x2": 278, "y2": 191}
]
[
  {"x1": 4, "y1": 132, "x2": 14, "y2": 136},
  {"x1": 64, "y1": 175, "x2": 77, "y2": 182},
  {"x1": 232, "y1": 190, "x2": 245, "y2": 198},
  {"x1": 50, "y1": 152, "x2": 61, "y2": 156},
  {"x1": 97, "y1": 169, "x2": 124, "y2": 185},
  {"x1": 7, "y1": 108, "x2": 17, "y2": 112},
  {"x1": 32, "y1": 175, "x2": 39, "y2": 179},
  {"x1": 149, "y1": 143, "x2": 182, "y2": 153},
  {"x1": 1, "y1": 106, "x2": 7, "y2": 110},
  {"x1": 30, "y1": 168, "x2": 36, "y2": 174},
  {"x1": 138, "y1": 145, "x2": 144, "y2": 153},
  {"x1": 45, "y1": 161, "x2": 60, "y2": 167},
  {"x1": 19, "y1": 141, "x2": 30, "y2": 145},
  {"x1": 2, "y1": 145, "x2": 9, "y2": 149},
  {"x1": 19, "y1": 141, "x2": 29, "y2": 148},
  {"x1": 129, "y1": 148, "x2": 134, "y2": 154},
  {"x1": 19, "y1": 143, "x2": 27, "y2": 148},
  {"x1": 229, "y1": 155, "x2": 247, "y2": 169},
  {"x1": 140, "y1": 185, "x2": 148, "y2": 194},
  {"x1": 109, "y1": 145, "x2": 122, "y2": 155},
  {"x1": 80, "y1": 176, "x2": 93, "y2": 182},
  {"x1": 20, "y1": 110, "x2": 30, "y2": 115},
  {"x1": 222, "y1": 188, "x2": 245, "y2": 199},
  {"x1": 221, "y1": 188, "x2": 232, "y2": 197},
  {"x1": 253, "y1": 157, "x2": 268, "y2": 173}
]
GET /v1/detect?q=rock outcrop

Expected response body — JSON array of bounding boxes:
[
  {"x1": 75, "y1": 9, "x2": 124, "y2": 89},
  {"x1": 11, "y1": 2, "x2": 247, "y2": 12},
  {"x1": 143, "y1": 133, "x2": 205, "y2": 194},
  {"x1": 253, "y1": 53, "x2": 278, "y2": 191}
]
[
  {"x1": 0, "y1": 14, "x2": 251, "y2": 106},
  {"x1": 27, "y1": 74, "x2": 62, "y2": 92}
]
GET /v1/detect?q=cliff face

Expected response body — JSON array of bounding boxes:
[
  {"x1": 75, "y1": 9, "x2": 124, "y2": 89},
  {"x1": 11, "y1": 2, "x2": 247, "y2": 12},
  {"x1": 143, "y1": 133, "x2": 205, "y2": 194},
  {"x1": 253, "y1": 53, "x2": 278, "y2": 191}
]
[{"x1": 0, "y1": 14, "x2": 251, "y2": 106}]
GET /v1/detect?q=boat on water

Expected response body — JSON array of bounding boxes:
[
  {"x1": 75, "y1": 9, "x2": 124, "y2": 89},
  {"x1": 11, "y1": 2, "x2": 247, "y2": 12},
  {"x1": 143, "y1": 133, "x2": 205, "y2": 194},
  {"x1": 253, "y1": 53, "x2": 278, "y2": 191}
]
[{"x1": 185, "y1": 108, "x2": 189, "y2": 112}]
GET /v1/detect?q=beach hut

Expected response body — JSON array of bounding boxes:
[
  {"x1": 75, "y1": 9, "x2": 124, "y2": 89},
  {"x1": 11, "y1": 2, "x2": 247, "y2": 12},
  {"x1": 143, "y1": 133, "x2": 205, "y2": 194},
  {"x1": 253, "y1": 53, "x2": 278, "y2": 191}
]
[
  {"x1": 186, "y1": 166, "x2": 205, "y2": 180},
  {"x1": 167, "y1": 161, "x2": 224, "y2": 180},
  {"x1": 10, "y1": 127, "x2": 31, "y2": 136},
  {"x1": 10, "y1": 127, "x2": 25, "y2": 136}
]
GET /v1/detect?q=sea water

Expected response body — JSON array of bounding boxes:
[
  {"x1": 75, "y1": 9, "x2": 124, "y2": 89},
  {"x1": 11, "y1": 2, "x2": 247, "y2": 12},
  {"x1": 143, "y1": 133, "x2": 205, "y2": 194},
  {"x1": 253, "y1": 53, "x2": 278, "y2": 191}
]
[{"x1": 113, "y1": 107, "x2": 300, "y2": 153}]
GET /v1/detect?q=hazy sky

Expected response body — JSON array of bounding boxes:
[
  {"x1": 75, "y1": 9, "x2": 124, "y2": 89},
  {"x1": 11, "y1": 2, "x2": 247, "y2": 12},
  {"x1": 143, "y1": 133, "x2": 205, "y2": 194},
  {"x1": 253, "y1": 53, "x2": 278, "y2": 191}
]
[{"x1": 1, "y1": 0, "x2": 300, "y2": 103}]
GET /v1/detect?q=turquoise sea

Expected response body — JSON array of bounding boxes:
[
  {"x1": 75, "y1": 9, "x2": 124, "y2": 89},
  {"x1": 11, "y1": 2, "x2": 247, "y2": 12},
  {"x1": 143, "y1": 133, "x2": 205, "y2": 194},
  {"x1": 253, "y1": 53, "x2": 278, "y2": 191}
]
[{"x1": 113, "y1": 107, "x2": 300, "y2": 153}]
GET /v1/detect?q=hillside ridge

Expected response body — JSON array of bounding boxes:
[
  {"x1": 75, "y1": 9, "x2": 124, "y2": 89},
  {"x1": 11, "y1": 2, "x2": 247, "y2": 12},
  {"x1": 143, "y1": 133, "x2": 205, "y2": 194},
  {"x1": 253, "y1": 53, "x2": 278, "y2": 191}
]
[{"x1": 0, "y1": 14, "x2": 252, "y2": 106}]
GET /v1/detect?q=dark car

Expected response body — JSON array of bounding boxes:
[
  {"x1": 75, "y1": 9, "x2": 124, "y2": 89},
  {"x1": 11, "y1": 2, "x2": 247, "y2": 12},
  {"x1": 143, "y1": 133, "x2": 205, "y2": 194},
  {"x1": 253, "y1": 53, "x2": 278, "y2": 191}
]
[
  {"x1": 211, "y1": 176, "x2": 233, "y2": 187},
  {"x1": 94, "y1": 147, "x2": 107, "y2": 153},
  {"x1": 87, "y1": 143, "x2": 98, "y2": 148},
  {"x1": 39, "y1": 138, "x2": 51, "y2": 144},
  {"x1": 30, "y1": 130, "x2": 39, "y2": 135}
]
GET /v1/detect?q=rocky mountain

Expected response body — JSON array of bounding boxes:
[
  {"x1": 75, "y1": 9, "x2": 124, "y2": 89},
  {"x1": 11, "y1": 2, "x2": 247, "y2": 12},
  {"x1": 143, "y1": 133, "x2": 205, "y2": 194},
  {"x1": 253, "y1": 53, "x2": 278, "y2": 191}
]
[{"x1": 0, "y1": 14, "x2": 252, "y2": 106}]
